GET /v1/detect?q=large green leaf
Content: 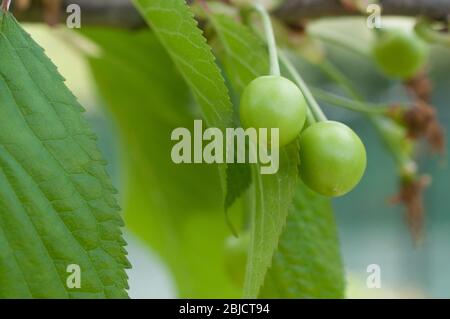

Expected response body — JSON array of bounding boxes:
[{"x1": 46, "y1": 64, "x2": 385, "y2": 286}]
[
  {"x1": 211, "y1": 14, "x2": 345, "y2": 298},
  {"x1": 0, "y1": 12, "x2": 128, "y2": 298},
  {"x1": 260, "y1": 181, "x2": 345, "y2": 298},
  {"x1": 84, "y1": 28, "x2": 240, "y2": 298},
  {"x1": 244, "y1": 147, "x2": 299, "y2": 298},
  {"x1": 211, "y1": 14, "x2": 269, "y2": 92},
  {"x1": 133, "y1": 0, "x2": 255, "y2": 216},
  {"x1": 132, "y1": 0, "x2": 233, "y2": 129}
]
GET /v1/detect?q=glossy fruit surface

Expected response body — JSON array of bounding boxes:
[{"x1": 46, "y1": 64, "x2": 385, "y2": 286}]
[
  {"x1": 373, "y1": 29, "x2": 427, "y2": 79},
  {"x1": 240, "y1": 75, "x2": 307, "y2": 147},
  {"x1": 224, "y1": 234, "x2": 249, "y2": 286},
  {"x1": 299, "y1": 121, "x2": 367, "y2": 197}
]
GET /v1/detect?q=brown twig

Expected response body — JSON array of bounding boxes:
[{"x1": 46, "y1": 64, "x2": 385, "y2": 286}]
[
  {"x1": 276, "y1": 0, "x2": 450, "y2": 22},
  {"x1": 12, "y1": 0, "x2": 144, "y2": 28},
  {"x1": 10, "y1": 0, "x2": 450, "y2": 28}
]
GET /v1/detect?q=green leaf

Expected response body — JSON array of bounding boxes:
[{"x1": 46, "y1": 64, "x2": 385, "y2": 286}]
[
  {"x1": 212, "y1": 14, "x2": 267, "y2": 212},
  {"x1": 244, "y1": 146, "x2": 299, "y2": 298},
  {"x1": 224, "y1": 162, "x2": 251, "y2": 211},
  {"x1": 131, "y1": 0, "x2": 253, "y2": 222},
  {"x1": 211, "y1": 14, "x2": 269, "y2": 92},
  {"x1": 84, "y1": 28, "x2": 240, "y2": 298},
  {"x1": 211, "y1": 14, "x2": 299, "y2": 297},
  {"x1": 0, "y1": 12, "x2": 129, "y2": 298},
  {"x1": 211, "y1": 14, "x2": 345, "y2": 298},
  {"x1": 260, "y1": 181, "x2": 345, "y2": 298},
  {"x1": 132, "y1": 0, "x2": 233, "y2": 129}
]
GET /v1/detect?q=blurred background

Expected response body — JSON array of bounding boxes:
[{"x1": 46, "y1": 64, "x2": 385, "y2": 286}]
[{"x1": 23, "y1": 15, "x2": 450, "y2": 298}]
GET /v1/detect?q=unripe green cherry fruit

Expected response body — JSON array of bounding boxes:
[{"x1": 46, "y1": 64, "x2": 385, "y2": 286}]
[
  {"x1": 240, "y1": 75, "x2": 307, "y2": 147},
  {"x1": 224, "y1": 233, "x2": 250, "y2": 286},
  {"x1": 299, "y1": 121, "x2": 367, "y2": 197},
  {"x1": 373, "y1": 29, "x2": 427, "y2": 79}
]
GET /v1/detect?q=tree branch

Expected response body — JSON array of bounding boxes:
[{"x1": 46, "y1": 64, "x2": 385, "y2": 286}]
[
  {"x1": 10, "y1": 0, "x2": 450, "y2": 28},
  {"x1": 12, "y1": 0, "x2": 145, "y2": 28},
  {"x1": 275, "y1": 0, "x2": 450, "y2": 22}
]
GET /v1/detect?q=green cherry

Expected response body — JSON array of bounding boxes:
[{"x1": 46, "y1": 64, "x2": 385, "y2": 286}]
[
  {"x1": 224, "y1": 233, "x2": 250, "y2": 286},
  {"x1": 240, "y1": 75, "x2": 307, "y2": 147},
  {"x1": 299, "y1": 121, "x2": 367, "y2": 197},
  {"x1": 373, "y1": 29, "x2": 428, "y2": 79}
]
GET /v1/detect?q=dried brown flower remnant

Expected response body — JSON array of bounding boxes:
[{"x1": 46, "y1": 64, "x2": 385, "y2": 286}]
[
  {"x1": 403, "y1": 100, "x2": 435, "y2": 138},
  {"x1": 426, "y1": 121, "x2": 446, "y2": 154},
  {"x1": 403, "y1": 100, "x2": 446, "y2": 153},
  {"x1": 405, "y1": 71, "x2": 433, "y2": 102},
  {"x1": 388, "y1": 101, "x2": 446, "y2": 154},
  {"x1": 391, "y1": 175, "x2": 431, "y2": 243}
]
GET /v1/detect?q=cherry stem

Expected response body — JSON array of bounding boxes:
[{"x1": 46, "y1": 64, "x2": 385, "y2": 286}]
[
  {"x1": 279, "y1": 51, "x2": 328, "y2": 122},
  {"x1": 415, "y1": 18, "x2": 450, "y2": 46},
  {"x1": 310, "y1": 87, "x2": 391, "y2": 114},
  {"x1": 253, "y1": 4, "x2": 280, "y2": 76},
  {"x1": 316, "y1": 60, "x2": 361, "y2": 101},
  {"x1": 309, "y1": 30, "x2": 371, "y2": 58},
  {"x1": 1, "y1": 0, "x2": 11, "y2": 11}
]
